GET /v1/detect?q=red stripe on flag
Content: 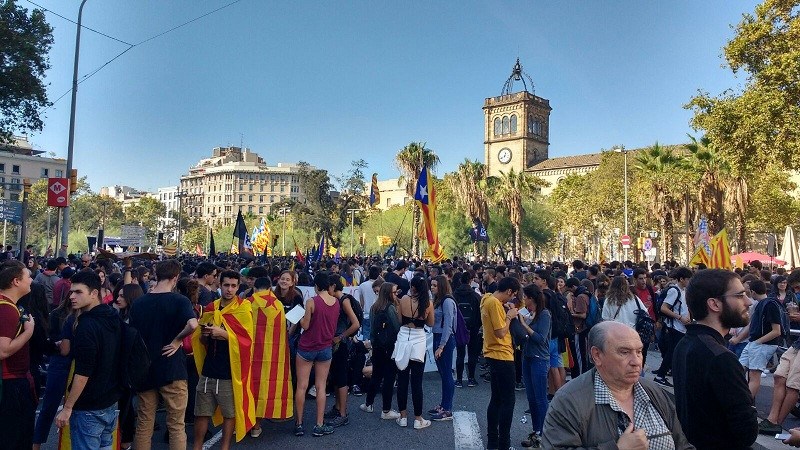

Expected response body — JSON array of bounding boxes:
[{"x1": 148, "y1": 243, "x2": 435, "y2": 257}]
[
  {"x1": 225, "y1": 313, "x2": 255, "y2": 430},
  {"x1": 265, "y1": 312, "x2": 282, "y2": 416},
  {"x1": 251, "y1": 309, "x2": 267, "y2": 405}
]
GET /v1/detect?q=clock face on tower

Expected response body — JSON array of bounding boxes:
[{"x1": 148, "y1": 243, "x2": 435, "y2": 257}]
[{"x1": 498, "y1": 147, "x2": 512, "y2": 164}]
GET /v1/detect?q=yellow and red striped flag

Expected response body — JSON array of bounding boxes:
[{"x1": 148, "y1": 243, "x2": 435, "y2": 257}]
[
  {"x1": 414, "y1": 165, "x2": 445, "y2": 262},
  {"x1": 708, "y1": 229, "x2": 733, "y2": 270},
  {"x1": 689, "y1": 246, "x2": 711, "y2": 268}
]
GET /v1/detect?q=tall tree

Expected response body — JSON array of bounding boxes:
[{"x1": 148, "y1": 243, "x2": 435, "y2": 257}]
[
  {"x1": 490, "y1": 168, "x2": 546, "y2": 261},
  {"x1": 0, "y1": 1, "x2": 54, "y2": 142},
  {"x1": 394, "y1": 142, "x2": 439, "y2": 257},
  {"x1": 686, "y1": 135, "x2": 727, "y2": 235},
  {"x1": 633, "y1": 143, "x2": 688, "y2": 261},
  {"x1": 445, "y1": 159, "x2": 491, "y2": 258}
]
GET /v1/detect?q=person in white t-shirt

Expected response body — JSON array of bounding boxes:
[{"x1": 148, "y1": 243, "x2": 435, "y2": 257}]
[
  {"x1": 653, "y1": 267, "x2": 692, "y2": 387},
  {"x1": 358, "y1": 266, "x2": 382, "y2": 339}
]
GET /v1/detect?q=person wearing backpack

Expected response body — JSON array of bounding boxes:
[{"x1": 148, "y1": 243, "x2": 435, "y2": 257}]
[
  {"x1": 128, "y1": 259, "x2": 199, "y2": 450},
  {"x1": 740, "y1": 278, "x2": 785, "y2": 400},
  {"x1": 430, "y1": 275, "x2": 458, "y2": 421},
  {"x1": 516, "y1": 283, "x2": 551, "y2": 448},
  {"x1": 652, "y1": 267, "x2": 692, "y2": 387},
  {"x1": 533, "y1": 269, "x2": 566, "y2": 395},
  {"x1": 453, "y1": 271, "x2": 482, "y2": 388},
  {"x1": 360, "y1": 282, "x2": 402, "y2": 419},
  {"x1": 54, "y1": 270, "x2": 122, "y2": 450},
  {"x1": 325, "y1": 275, "x2": 361, "y2": 428}
]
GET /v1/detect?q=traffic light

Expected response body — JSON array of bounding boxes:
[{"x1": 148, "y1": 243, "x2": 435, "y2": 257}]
[
  {"x1": 638, "y1": 237, "x2": 646, "y2": 249},
  {"x1": 70, "y1": 169, "x2": 78, "y2": 193},
  {"x1": 23, "y1": 178, "x2": 30, "y2": 194},
  {"x1": 359, "y1": 233, "x2": 365, "y2": 246}
]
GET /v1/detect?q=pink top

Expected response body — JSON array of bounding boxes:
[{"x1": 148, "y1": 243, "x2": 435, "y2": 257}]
[{"x1": 298, "y1": 295, "x2": 340, "y2": 352}]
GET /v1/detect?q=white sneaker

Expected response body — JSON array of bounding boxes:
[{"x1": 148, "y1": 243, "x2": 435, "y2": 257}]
[
  {"x1": 414, "y1": 418, "x2": 431, "y2": 430},
  {"x1": 396, "y1": 417, "x2": 407, "y2": 427},
  {"x1": 381, "y1": 410, "x2": 401, "y2": 420},
  {"x1": 359, "y1": 403, "x2": 373, "y2": 413},
  {"x1": 308, "y1": 386, "x2": 317, "y2": 397},
  {"x1": 250, "y1": 426, "x2": 262, "y2": 438}
]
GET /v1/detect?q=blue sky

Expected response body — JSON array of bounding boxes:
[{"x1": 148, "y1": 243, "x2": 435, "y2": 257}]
[{"x1": 22, "y1": 0, "x2": 759, "y2": 192}]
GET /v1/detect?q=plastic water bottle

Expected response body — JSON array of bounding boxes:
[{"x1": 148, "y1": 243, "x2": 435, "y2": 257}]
[{"x1": 520, "y1": 415, "x2": 528, "y2": 424}]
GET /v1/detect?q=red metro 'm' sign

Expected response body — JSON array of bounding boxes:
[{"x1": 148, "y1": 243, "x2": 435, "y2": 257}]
[{"x1": 47, "y1": 177, "x2": 69, "y2": 207}]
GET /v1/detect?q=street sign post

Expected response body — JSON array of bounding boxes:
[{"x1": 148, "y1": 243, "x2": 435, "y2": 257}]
[
  {"x1": 621, "y1": 235, "x2": 631, "y2": 249},
  {"x1": 120, "y1": 225, "x2": 146, "y2": 248},
  {"x1": 0, "y1": 200, "x2": 23, "y2": 224},
  {"x1": 47, "y1": 178, "x2": 70, "y2": 207},
  {"x1": 643, "y1": 238, "x2": 653, "y2": 251}
]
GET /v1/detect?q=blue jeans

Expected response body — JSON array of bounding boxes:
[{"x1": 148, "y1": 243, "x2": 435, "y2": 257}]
[
  {"x1": 433, "y1": 333, "x2": 455, "y2": 411},
  {"x1": 521, "y1": 356, "x2": 549, "y2": 434},
  {"x1": 69, "y1": 404, "x2": 118, "y2": 450},
  {"x1": 33, "y1": 356, "x2": 71, "y2": 444},
  {"x1": 361, "y1": 318, "x2": 371, "y2": 341}
]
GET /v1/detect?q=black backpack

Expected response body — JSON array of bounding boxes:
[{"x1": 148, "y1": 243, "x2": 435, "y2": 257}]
[
  {"x1": 339, "y1": 293, "x2": 364, "y2": 330},
  {"x1": 456, "y1": 290, "x2": 480, "y2": 329},
  {"x1": 547, "y1": 290, "x2": 575, "y2": 340},
  {"x1": 119, "y1": 318, "x2": 151, "y2": 392},
  {"x1": 749, "y1": 297, "x2": 790, "y2": 344},
  {"x1": 372, "y1": 307, "x2": 397, "y2": 348},
  {"x1": 655, "y1": 285, "x2": 680, "y2": 322}
]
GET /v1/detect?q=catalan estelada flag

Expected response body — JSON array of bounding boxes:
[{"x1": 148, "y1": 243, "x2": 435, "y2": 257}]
[
  {"x1": 708, "y1": 229, "x2": 733, "y2": 270},
  {"x1": 247, "y1": 289, "x2": 293, "y2": 419},
  {"x1": 689, "y1": 246, "x2": 711, "y2": 267},
  {"x1": 294, "y1": 238, "x2": 305, "y2": 266},
  {"x1": 414, "y1": 164, "x2": 445, "y2": 262},
  {"x1": 370, "y1": 173, "x2": 381, "y2": 207},
  {"x1": 192, "y1": 297, "x2": 255, "y2": 442}
]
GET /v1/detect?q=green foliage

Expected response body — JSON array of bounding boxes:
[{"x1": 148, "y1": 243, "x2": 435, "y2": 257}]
[
  {"x1": 747, "y1": 167, "x2": 800, "y2": 233},
  {"x1": 0, "y1": 1, "x2": 54, "y2": 142}
]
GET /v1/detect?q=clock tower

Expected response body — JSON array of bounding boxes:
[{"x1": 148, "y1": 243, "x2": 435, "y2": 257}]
[{"x1": 484, "y1": 59, "x2": 551, "y2": 178}]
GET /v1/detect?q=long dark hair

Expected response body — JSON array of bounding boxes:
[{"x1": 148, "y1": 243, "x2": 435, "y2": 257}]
[
  {"x1": 409, "y1": 276, "x2": 430, "y2": 319},
  {"x1": 372, "y1": 282, "x2": 396, "y2": 317},
  {"x1": 522, "y1": 284, "x2": 545, "y2": 323},
  {"x1": 432, "y1": 275, "x2": 452, "y2": 308}
]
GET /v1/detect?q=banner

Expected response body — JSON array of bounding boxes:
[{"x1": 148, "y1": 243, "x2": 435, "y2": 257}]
[
  {"x1": 370, "y1": 173, "x2": 381, "y2": 207},
  {"x1": 708, "y1": 229, "x2": 732, "y2": 270},
  {"x1": 414, "y1": 165, "x2": 445, "y2": 262},
  {"x1": 377, "y1": 235, "x2": 392, "y2": 246}
]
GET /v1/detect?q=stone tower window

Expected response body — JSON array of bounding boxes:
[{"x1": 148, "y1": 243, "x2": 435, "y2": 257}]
[
  {"x1": 502, "y1": 116, "x2": 509, "y2": 134},
  {"x1": 528, "y1": 114, "x2": 534, "y2": 133},
  {"x1": 494, "y1": 117, "x2": 501, "y2": 136},
  {"x1": 510, "y1": 114, "x2": 517, "y2": 133}
]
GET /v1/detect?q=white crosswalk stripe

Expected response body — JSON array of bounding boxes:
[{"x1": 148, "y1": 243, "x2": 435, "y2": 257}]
[{"x1": 453, "y1": 410, "x2": 483, "y2": 449}]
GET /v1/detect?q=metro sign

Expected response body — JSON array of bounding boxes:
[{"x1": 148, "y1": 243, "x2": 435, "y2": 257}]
[{"x1": 47, "y1": 177, "x2": 69, "y2": 207}]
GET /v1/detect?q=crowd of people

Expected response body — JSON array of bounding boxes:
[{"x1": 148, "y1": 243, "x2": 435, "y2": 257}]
[{"x1": 4, "y1": 251, "x2": 800, "y2": 449}]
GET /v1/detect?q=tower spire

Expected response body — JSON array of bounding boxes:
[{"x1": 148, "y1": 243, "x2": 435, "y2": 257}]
[{"x1": 502, "y1": 58, "x2": 535, "y2": 96}]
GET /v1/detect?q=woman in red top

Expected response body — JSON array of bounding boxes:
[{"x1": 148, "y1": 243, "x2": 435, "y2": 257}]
[{"x1": 294, "y1": 272, "x2": 340, "y2": 438}]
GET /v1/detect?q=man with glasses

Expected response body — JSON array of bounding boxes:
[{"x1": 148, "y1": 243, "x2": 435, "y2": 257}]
[{"x1": 672, "y1": 269, "x2": 758, "y2": 449}]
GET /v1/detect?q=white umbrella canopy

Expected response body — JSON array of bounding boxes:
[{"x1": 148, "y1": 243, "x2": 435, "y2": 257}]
[{"x1": 779, "y1": 226, "x2": 800, "y2": 269}]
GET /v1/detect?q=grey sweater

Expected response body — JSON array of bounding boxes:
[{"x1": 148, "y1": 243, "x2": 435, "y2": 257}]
[
  {"x1": 542, "y1": 368, "x2": 694, "y2": 450},
  {"x1": 432, "y1": 296, "x2": 457, "y2": 346}
]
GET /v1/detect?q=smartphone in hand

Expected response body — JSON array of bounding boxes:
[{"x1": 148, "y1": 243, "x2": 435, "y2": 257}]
[{"x1": 776, "y1": 433, "x2": 791, "y2": 440}]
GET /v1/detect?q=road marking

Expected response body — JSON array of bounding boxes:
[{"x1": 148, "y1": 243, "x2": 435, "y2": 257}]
[
  {"x1": 202, "y1": 430, "x2": 223, "y2": 449},
  {"x1": 453, "y1": 410, "x2": 483, "y2": 449}
]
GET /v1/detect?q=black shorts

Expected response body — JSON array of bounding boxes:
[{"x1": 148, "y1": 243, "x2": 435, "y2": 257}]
[
  {"x1": 330, "y1": 341, "x2": 350, "y2": 388},
  {"x1": 0, "y1": 378, "x2": 35, "y2": 449}
]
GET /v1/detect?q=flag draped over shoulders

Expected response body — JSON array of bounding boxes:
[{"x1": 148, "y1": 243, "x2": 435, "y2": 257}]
[
  {"x1": 192, "y1": 297, "x2": 255, "y2": 442},
  {"x1": 247, "y1": 289, "x2": 293, "y2": 419}
]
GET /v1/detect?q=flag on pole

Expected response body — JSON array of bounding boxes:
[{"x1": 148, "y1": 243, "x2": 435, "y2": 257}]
[
  {"x1": 370, "y1": 173, "x2": 381, "y2": 207},
  {"x1": 376, "y1": 236, "x2": 392, "y2": 246},
  {"x1": 414, "y1": 164, "x2": 446, "y2": 262},
  {"x1": 230, "y1": 242, "x2": 239, "y2": 255},
  {"x1": 233, "y1": 210, "x2": 248, "y2": 254},
  {"x1": 195, "y1": 244, "x2": 204, "y2": 257},
  {"x1": 689, "y1": 246, "x2": 711, "y2": 267},
  {"x1": 294, "y1": 239, "x2": 305, "y2": 265},
  {"x1": 209, "y1": 229, "x2": 216, "y2": 257},
  {"x1": 708, "y1": 229, "x2": 732, "y2": 270},
  {"x1": 315, "y1": 235, "x2": 326, "y2": 261},
  {"x1": 694, "y1": 216, "x2": 711, "y2": 255}
]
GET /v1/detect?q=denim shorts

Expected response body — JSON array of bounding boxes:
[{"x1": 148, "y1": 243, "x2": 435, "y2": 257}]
[
  {"x1": 69, "y1": 404, "x2": 118, "y2": 450},
  {"x1": 297, "y1": 346, "x2": 333, "y2": 362},
  {"x1": 739, "y1": 341, "x2": 777, "y2": 372},
  {"x1": 549, "y1": 338, "x2": 564, "y2": 368}
]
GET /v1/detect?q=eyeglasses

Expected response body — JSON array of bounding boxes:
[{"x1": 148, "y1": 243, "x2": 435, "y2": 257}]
[{"x1": 718, "y1": 291, "x2": 748, "y2": 301}]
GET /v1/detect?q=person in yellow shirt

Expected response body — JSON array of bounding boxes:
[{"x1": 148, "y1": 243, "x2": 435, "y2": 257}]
[{"x1": 480, "y1": 276, "x2": 520, "y2": 450}]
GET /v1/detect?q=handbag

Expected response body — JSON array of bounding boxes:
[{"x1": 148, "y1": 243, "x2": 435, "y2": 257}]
[{"x1": 633, "y1": 299, "x2": 655, "y2": 345}]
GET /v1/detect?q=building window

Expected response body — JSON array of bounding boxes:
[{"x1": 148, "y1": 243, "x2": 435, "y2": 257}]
[
  {"x1": 248, "y1": 195, "x2": 253, "y2": 202},
  {"x1": 280, "y1": 185, "x2": 285, "y2": 192},
  {"x1": 260, "y1": 174, "x2": 265, "y2": 180},
  {"x1": 249, "y1": 174, "x2": 254, "y2": 180},
  {"x1": 248, "y1": 206, "x2": 253, "y2": 213},
  {"x1": 510, "y1": 114, "x2": 517, "y2": 133},
  {"x1": 270, "y1": 195, "x2": 275, "y2": 202},
  {"x1": 260, "y1": 195, "x2": 264, "y2": 202},
  {"x1": 386, "y1": 198, "x2": 391, "y2": 207},
  {"x1": 259, "y1": 185, "x2": 264, "y2": 192},
  {"x1": 238, "y1": 194, "x2": 243, "y2": 202},
  {"x1": 41, "y1": 168, "x2": 49, "y2": 177},
  {"x1": 259, "y1": 206, "x2": 264, "y2": 214},
  {"x1": 10, "y1": 193, "x2": 19, "y2": 201},
  {"x1": 502, "y1": 116, "x2": 509, "y2": 134},
  {"x1": 494, "y1": 117, "x2": 501, "y2": 136},
  {"x1": 270, "y1": 184, "x2": 275, "y2": 192},
  {"x1": 528, "y1": 115, "x2": 534, "y2": 133},
  {"x1": 11, "y1": 178, "x2": 20, "y2": 191},
  {"x1": 270, "y1": 175, "x2": 276, "y2": 181},
  {"x1": 12, "y1": 165, "x2": 20, "y2": 174},
  {"x1": 249, "y1": 184, "x2": 253, "y2": 191},
  {"x1": 239, "y1": 184, "x2": 244, "y2": 190},
  {"x1": 0, "y1": 164, "x2": 4, "y2": 173}
]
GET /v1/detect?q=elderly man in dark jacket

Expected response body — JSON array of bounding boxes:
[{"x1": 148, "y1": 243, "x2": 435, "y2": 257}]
[{"x1": 542, "y1": 321, "x2": 693, "y2": 449}]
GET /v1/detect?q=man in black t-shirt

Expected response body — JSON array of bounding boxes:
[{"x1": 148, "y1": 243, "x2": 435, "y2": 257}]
[
  {"x1": 739, "y1": 281, "x2": 783, "y2": 400},
  {"x1": 384, "y1": 260, "x2": 410, "y2": 297},
  {"x1": 129, "y1": 260, "x2": 198, "y2": 450},
  {"x1": 196, "y1": 262, "x2": 219, "y2": 307}
]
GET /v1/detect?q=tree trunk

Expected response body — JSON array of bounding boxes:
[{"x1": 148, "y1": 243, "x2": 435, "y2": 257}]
[
  {"x1": 412, "y1": 205, "x2": 420, "y2": 258},
  {"x1": 510, "y1": 227, "x2": 518, "y2": 262}
]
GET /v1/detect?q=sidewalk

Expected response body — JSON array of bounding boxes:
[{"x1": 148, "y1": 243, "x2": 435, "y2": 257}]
[{"x1": 644, "y1": 347, "x2": 795, "y2": 450}]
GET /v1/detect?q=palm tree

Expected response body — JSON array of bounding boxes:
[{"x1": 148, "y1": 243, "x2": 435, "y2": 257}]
[
  {"x1": 447, "y1": 159, "x2": 491, "y2": 258},
  {"x1": 634, "y1": 142, "x2": 688, "y2": 261},
  {"x1": 686, "y1": 134, "x2": 728, "y2": 235},
  {"x1": 725, "y1": 175, "x2": 749, "y2": 251},
  {"x1": 394, "y1": 142, "x2": 440, "y2": 257},
  {"x1": 490, "y1": 168, "x2": 544, "y2": 260}
]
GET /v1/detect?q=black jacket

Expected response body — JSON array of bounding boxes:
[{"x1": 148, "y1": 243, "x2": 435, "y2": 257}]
[
  {"x1": 452, "y1": 284, "x2": 482, "y2": 330},
  {"x1": 72, "y1": 303, "x2": 121, "y2": 411},
  {"x1": 672, "y1": 323, "x2": 758, "y2": 449}
]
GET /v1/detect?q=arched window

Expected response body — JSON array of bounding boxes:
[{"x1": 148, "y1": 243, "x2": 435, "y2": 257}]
[
  {"x1": 510, "y1": 114, "x2": 517, "y2": 133},
  {"x1": 528, "y1": 115, "x2": 534, "y2": 133},
  {"x1": 494, "y1": 117, "x2": 501, "y2": 136},
  {"x1": 502, "y1": 116, "x2": 509, "y2": 134}
]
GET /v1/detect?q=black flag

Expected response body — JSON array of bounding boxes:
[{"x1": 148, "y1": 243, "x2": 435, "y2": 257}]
[
  {"x1": 209, "y1": 229, "x2": 216, "y2": 257},
  {"x1": 233, "y1": 210, "x2": 247, "y2": 254}
]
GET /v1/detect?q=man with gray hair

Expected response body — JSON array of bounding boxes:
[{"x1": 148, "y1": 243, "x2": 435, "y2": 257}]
[{"x1": 542, "y1": 321, "x2": 692, "y2": 449}]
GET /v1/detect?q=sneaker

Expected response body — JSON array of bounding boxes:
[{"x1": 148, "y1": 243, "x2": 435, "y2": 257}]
[
  {"x1": 455, "y1": 380, "x2": 464, "y2": 388},
  {"x1": 467, "y1": 378, "x2": 478, "y2": 387},
  {"x1": 312, "y1": 424, "x2": 334, "y2": 436},
  {"x1": 352, "y1": 385, "x2": 363, "y2": 396},
  {"x1": 359, "y1": 403, "x2": 373, "y2": 413},
  {"x1": 521, "y1": 432, "x2": 541, "y2": 448},
  {"x1": 414, "y1": 418, "x2": 432, "y2": 429},
  {"x1": 396, "y1": 417, "x2": 408, "y2": 427},
  {"x1": 324, "y1": 406, "x2": 340, "y2": 419},
  {"x1": 653, "y1": 376, "x2": 674, "y2": 388},
  {"x1": 759, "y1": 419, "x2": 783, "y2": 435},
  {"x1": 515, "y1": 382, "x2": 525, "y2": 391},
  {"x1": 294, "y1": 425, "x2": 304, "y2": 436},
  {"x1": 250, "y1": 426, "x2": 262, "y2": 438},
  {"x1": 431, "y1": 410, "x2": 453, "y2": 421},
  {"x1": 428, "y1": 405, "x2": 443, "y2": 415},
  {"x1": 381, "y1": 410, "x2": 401, "y2": 420},
  {"x1": 308, "y1": 386, "x2": 317, "y2": 398},
  {"x1": 326, "y1": 415, "x2": 349, "y2": 428}
]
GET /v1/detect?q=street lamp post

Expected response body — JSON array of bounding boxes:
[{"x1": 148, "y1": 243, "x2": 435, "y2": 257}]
[
  {"x1": 176, "y1": 191, "x2": 185, "y2": 255},
  {"x1": 61, "y1": 0, "x2": 89, "y2": 248},
  {"x1": 278, "y1": 207, "x2": 290, "y2": 256},
  {"x1": 614, "y1": 146, "x2": 629, "y2": 261},
  {"x1": 347, "y1": 209, "x2": 361, "y2": 256}
]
